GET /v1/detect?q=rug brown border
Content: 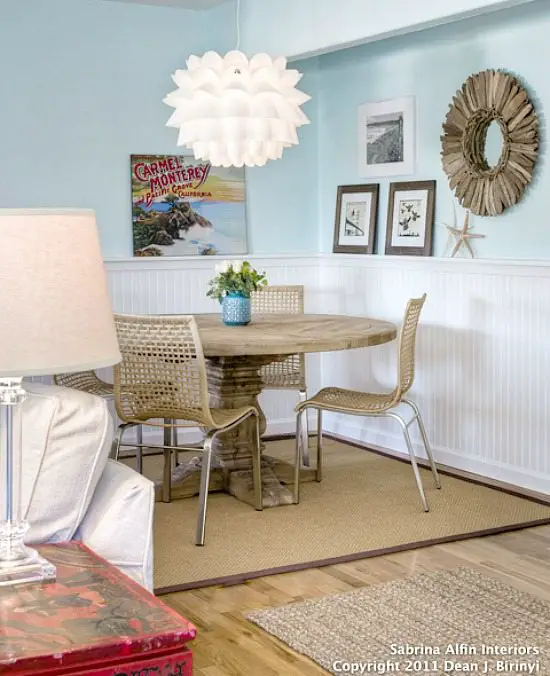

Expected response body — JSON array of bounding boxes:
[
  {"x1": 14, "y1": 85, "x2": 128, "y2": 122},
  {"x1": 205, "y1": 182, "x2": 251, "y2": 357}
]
[{"x1": 155, "y1": 434, "x2": 550, "y2": 595}]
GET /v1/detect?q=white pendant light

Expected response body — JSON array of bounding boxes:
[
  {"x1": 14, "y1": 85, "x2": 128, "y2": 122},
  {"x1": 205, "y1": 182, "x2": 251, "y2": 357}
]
[{"x1": 163, "y1": 1, "x2": 311, "y2": 168}]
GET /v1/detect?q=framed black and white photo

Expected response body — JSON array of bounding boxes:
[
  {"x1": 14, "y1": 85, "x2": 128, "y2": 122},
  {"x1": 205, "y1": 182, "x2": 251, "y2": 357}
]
[
  {"x1": 333, "y1": 184, "x2": 379, "y2": 254},
  {"x1": 358, "y1": 97, "x2": 415, "y2": 177},
  {"x1": 385, "y1": 181, "x2": 436, "y2": 256}
]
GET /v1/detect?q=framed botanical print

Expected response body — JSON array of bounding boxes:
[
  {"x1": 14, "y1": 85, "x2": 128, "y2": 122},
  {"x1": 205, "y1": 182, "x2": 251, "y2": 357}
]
[
  {"x1": 385, "y1": 180, "x2": 436, "y2": 256},
  {"x1": 333, "y1": 184, "x2": 379, "y2": 254}
]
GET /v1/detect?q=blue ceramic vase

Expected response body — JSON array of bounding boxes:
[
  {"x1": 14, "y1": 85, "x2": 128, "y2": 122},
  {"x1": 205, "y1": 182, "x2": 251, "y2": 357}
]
[{"x1": 221, "y1": 292, "x2": 251, "y2": 326}]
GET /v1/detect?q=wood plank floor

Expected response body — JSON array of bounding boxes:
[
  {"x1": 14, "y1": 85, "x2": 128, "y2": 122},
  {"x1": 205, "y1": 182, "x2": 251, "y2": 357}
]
[{"x1": 163, "y1": 525, "x2": 550, "y2": 676}]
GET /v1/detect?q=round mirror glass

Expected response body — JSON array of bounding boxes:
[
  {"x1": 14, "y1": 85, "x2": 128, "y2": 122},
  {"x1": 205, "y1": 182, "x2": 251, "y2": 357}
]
[{"x1": 485, "y1": 120, "x2": 504, "y2": 168}]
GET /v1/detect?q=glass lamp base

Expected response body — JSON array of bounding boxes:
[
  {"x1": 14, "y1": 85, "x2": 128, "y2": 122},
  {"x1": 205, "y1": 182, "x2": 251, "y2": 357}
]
[
  {"x1": 0, "y1": 380, "x2": 57, "y2": 588},
  {"x1": 0, "y1": 522, "x2": 56, "y2": 587},
  {"x1": 0, "y1": 543, "x2": 56, "y2": 587},
  {"x1": 0, "y1": 550, "x2": 56, "y2": 587}
]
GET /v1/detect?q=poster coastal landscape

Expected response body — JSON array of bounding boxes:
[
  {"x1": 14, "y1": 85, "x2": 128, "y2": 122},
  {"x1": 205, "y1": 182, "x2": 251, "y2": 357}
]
[{"x1": 131, "y1": 154, "x2": 247, "y2": 257}]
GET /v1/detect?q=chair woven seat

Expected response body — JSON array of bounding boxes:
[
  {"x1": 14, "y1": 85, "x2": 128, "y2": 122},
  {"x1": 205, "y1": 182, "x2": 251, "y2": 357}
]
[
  {"x1": 210, "y1": 406, "x2": 257, "y2": 427},
  {"x1": 302, "y1": 386, "x2": 397, "y2": 414},
  {"x1": 54, "y1": 371, "x2": 113, "y2": 398},
  {"x1": 122, "y1": 405, "x2": 257, "y2": 430}
]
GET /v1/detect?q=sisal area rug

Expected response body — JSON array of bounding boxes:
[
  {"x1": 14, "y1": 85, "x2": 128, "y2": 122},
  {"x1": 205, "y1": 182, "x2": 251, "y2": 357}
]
[
  {"x1": 140, "y1": 438, "x2": 550, "y2": 593},
  {"x1": 248, "y1": 567, "x2": 550, "y2": 674}
]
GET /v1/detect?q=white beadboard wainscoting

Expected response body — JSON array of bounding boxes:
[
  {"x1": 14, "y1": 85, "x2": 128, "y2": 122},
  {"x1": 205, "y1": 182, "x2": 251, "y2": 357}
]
[
  {"x1": 104, "y1": 255, "x2": 322, "y2": 440},
  {"x1": 90, "y1": 254, "x2": 550, "y2": 494},
  {"x1": 319, "y1": 255, "x2": 550, "y2": 495}
]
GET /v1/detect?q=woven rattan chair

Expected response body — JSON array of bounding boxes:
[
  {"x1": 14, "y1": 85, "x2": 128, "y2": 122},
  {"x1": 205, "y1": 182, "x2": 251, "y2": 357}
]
[
  {"x1": 110, "y1": 313, "x2": 262, "y2": 546},
  {"x1": 54, "y1": 370, "x2": 145, "y2": 468},
  {"x1": 251, "y1": 285, "x2": 310, "y2": 466},
  {"x1": 293, "y1": 294, "x2": 440, "y2": 511}
]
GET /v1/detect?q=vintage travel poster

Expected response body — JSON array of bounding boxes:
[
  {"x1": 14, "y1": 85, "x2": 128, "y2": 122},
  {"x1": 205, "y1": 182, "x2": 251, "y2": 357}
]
[{"x1": 131, "y1": 154, "x2": 247, "y2": 256}]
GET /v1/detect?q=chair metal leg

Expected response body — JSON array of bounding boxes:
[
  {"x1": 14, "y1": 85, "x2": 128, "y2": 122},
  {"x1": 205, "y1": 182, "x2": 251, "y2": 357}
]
[
  {"x1": 162, "y1": 423, "x2": 172, "y2": 503},
  {"x1": 388, "y1": 412, "x2": 429, "y2": 512},
  {"x1": 293, "y1": 410, "x2": 304, "y2": 504},
  {"x1": 196, "y1": 431, "x2": 216, "y2": 546},
  {"x1": 252, "y1": 414, "x2": 263, "y2": 511},
  {"x1": 136, "y1": 425, "x2": 143, "y2": 475},
  {"x1": 316, "y1": 409, "x2": 323, "y2": 482},
  {"x1": 298, "y1": 389, "x2": 310, "y2": 467},
  {"x1": 403, "y1": 399, "x2": 441, "y2": 489},
  {"x1": 110, "y1": 423, "x2": 130, "y2": 461},
  {"x1": 171, "y1": 425, "x2": 179, "y2": 467}
]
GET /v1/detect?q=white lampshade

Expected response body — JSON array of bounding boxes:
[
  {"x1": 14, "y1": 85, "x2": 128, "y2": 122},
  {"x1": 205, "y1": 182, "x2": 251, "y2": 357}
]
[
  {"x1": 163, "y1": 50, "x2": 311, "y2": 168},
  {"x1": 0, "y1": 209, "x2": 120, "y2": 377}
]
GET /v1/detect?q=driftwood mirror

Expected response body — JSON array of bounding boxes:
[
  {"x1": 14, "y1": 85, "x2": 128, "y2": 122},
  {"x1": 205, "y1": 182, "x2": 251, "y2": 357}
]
[{"x1": 441, "y1": 69, "x2": 539, "y2": 216}]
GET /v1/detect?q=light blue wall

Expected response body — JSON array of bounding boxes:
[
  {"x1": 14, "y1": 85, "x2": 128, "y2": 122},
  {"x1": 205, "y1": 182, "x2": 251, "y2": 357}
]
[
  {"x1": 0, "y1": 0, "x2": 319, "y2": 258},
  {"x1": 244, "y1": 59, "x2": 319, "y2": 254},
  {"x1": 314, "y1": 1, "x2": 549, "y2": 258},
  {"x1": 0, "y1": 0, "x2": 206, "y2": 258},
  {"x1": 3, "y1": 0, "x2": 547, "y2": 259},
  {"x1": 200, "y1": 0, "x2": 235, "y2": 54}
]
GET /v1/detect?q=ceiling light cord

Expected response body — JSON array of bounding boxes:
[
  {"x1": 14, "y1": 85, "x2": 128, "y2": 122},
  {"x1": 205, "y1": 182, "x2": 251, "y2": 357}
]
[{"x1": 235, "y1": 0, "x2": 241, "y2": 51}]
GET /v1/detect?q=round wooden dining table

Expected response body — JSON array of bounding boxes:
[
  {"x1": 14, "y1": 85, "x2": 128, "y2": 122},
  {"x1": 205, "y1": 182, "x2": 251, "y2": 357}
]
[{"x1": 175, "y1": 313, "x2": 397, "y2": 508}]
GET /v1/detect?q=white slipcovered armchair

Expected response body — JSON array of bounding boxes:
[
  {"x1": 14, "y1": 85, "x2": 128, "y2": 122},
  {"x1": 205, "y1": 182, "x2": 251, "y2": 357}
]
[{"x1": 21, "y1": 382, "x2": 154, "y2": 590}]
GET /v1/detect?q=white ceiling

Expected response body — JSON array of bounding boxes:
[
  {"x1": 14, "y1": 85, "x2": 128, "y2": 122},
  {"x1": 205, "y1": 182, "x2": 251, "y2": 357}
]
[{"x1": 102, "y1": 0, "x2": 231, "y2": 9}]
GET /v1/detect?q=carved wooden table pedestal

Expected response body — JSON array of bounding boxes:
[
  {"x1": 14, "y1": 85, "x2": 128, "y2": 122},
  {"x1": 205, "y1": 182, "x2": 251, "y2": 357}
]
[
  {"x1": 206, "y1": 354, "x2": 308, "y2": 508},
  {"x1": 166, "y1": 314, "x2": 397, "y2": 508}
]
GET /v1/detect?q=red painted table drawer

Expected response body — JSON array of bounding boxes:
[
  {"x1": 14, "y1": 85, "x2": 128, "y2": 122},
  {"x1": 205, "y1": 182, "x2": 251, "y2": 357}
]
[
  {"x1": 6, "y1": 647, "x2": 193, "y2": 675},
  {"x1": 4, "y1": 647, "x2": 192, "y2": 675}
]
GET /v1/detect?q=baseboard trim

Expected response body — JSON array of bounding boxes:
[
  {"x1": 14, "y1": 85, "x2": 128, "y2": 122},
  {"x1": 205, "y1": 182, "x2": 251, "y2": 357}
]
[
  {"x1": 324, "y1": 415, "x2": 550, "y2": 496},
  {"x1": 324, "y1": 431, "x2": 550, "y2": 506}
]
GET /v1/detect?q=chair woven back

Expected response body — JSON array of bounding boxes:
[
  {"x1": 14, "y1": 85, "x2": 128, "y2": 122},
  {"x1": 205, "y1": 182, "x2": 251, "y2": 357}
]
[
  {"x1": 251, "y1": 285, "x2": 304, "y2": 315},
  {"x1": 397, "y1": 294, "x2": 427, "y2": 397},
  {"x1": 53, "y1": 371, "x2": 113, "y2": 397},
  {"x1": 113, "y1": 313, "x2": 214, "y2": 427},
  {"x1": 251, "y1": 285, "x2": 306, "y2": 390}
]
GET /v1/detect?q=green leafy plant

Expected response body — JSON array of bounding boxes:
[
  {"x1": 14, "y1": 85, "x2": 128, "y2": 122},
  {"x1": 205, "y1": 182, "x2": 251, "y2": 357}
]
[{"x1": 207, "y1": 260, "x2": 268, "y2": 303}]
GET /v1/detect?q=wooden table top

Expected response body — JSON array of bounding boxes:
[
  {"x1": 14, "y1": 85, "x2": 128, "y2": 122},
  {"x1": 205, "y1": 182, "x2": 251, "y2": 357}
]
[{"x1": 194, "y1": 313, "x2": 397, "y2": 357}]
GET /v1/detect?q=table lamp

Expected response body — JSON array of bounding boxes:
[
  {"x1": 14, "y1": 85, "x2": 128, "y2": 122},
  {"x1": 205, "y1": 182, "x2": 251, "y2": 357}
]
[{"x1": 0, "y1": 209, "x2": 121, "y2": 586}]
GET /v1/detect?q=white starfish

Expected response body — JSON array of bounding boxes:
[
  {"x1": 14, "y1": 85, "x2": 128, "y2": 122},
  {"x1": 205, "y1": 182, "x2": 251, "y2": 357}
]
[{"x1": 444, "y1": 206, "x2": 485, "y2": 258}]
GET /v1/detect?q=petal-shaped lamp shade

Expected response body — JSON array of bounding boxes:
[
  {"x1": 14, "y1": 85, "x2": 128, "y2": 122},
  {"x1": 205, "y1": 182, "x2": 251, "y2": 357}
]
[{"x1": 164, "y1": 50, "x2": 311, "y2": 168}]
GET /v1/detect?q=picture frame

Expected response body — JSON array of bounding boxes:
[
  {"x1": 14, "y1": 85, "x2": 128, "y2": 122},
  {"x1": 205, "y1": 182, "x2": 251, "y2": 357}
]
[
  {"x1": 385, "y1": 180, "x2": 436, "y2": 257},
  {"x1": 358, "y1": 96, "x2": 415, "y2": 178},
  {"x1": 130, "y1": 154, "x2": 247, "y2": 257},
  {"x1": 333, "y1": 184, "x2": 379, "y2": 254}
]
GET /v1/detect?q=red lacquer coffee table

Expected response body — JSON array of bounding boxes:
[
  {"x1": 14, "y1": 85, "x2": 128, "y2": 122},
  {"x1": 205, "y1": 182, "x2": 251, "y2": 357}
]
[{"x1": 0, "y1": 542, "x2": 196, "y2": 675}]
